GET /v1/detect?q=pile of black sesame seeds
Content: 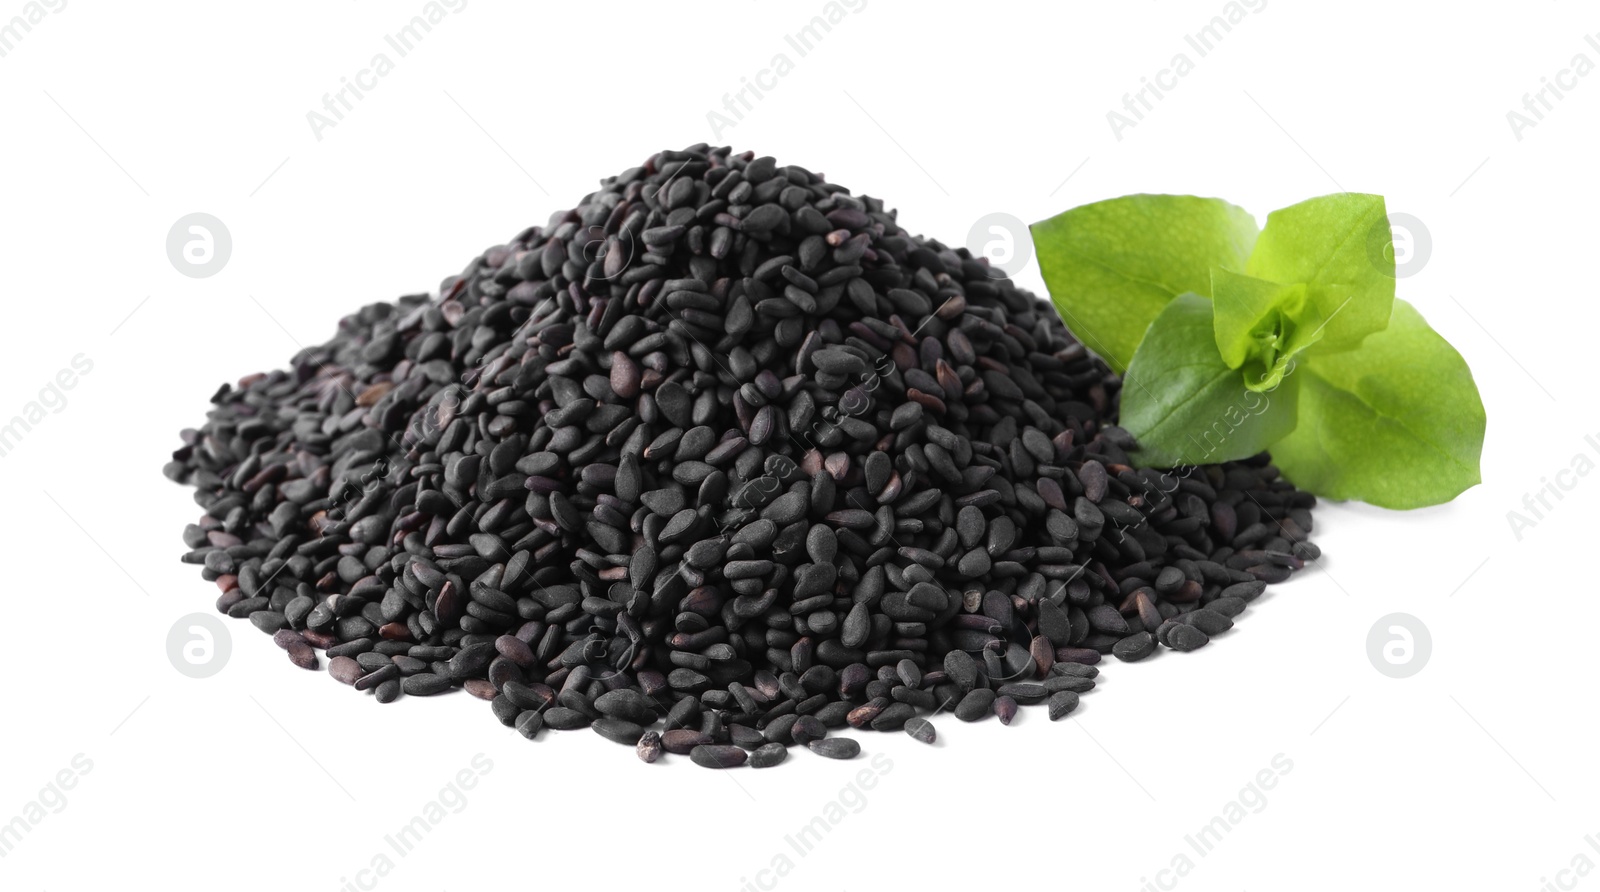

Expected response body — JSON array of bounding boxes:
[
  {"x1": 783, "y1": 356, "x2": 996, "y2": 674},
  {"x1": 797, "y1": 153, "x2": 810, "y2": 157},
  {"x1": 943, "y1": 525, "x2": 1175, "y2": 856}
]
[{"x1": 166, "y1": 145, "x2": 1318, "y2": 768}]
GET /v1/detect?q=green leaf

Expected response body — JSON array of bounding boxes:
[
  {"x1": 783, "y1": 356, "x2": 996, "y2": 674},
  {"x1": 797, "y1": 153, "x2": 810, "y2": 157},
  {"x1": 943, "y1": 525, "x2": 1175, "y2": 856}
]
[
  {"x1": 1121, "y1": 293, "x2": 1300, "y2": 468},
  {"x1": 1270, "y1": 299, "x2": 1485, "y2": 509},
  {"x1": 1212, "y1": 269, "x2": 1301, "y2": 368},
  {"x1": 1032, "y1": 195, "x2": 1259, "y2": 374},
  {"x1": 1246, "y1": 193, "x2": 1394, "y2": 354},
  {"x1": 1209, "y1": 269, "x2": 1326, "y2": 392}
]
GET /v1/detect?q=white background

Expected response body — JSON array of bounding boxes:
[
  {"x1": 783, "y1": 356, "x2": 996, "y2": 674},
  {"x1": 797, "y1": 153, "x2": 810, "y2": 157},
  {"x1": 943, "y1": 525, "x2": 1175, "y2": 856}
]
[{"x1": 1, "y1": 2, "x2": 1594, "y2": 890}]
